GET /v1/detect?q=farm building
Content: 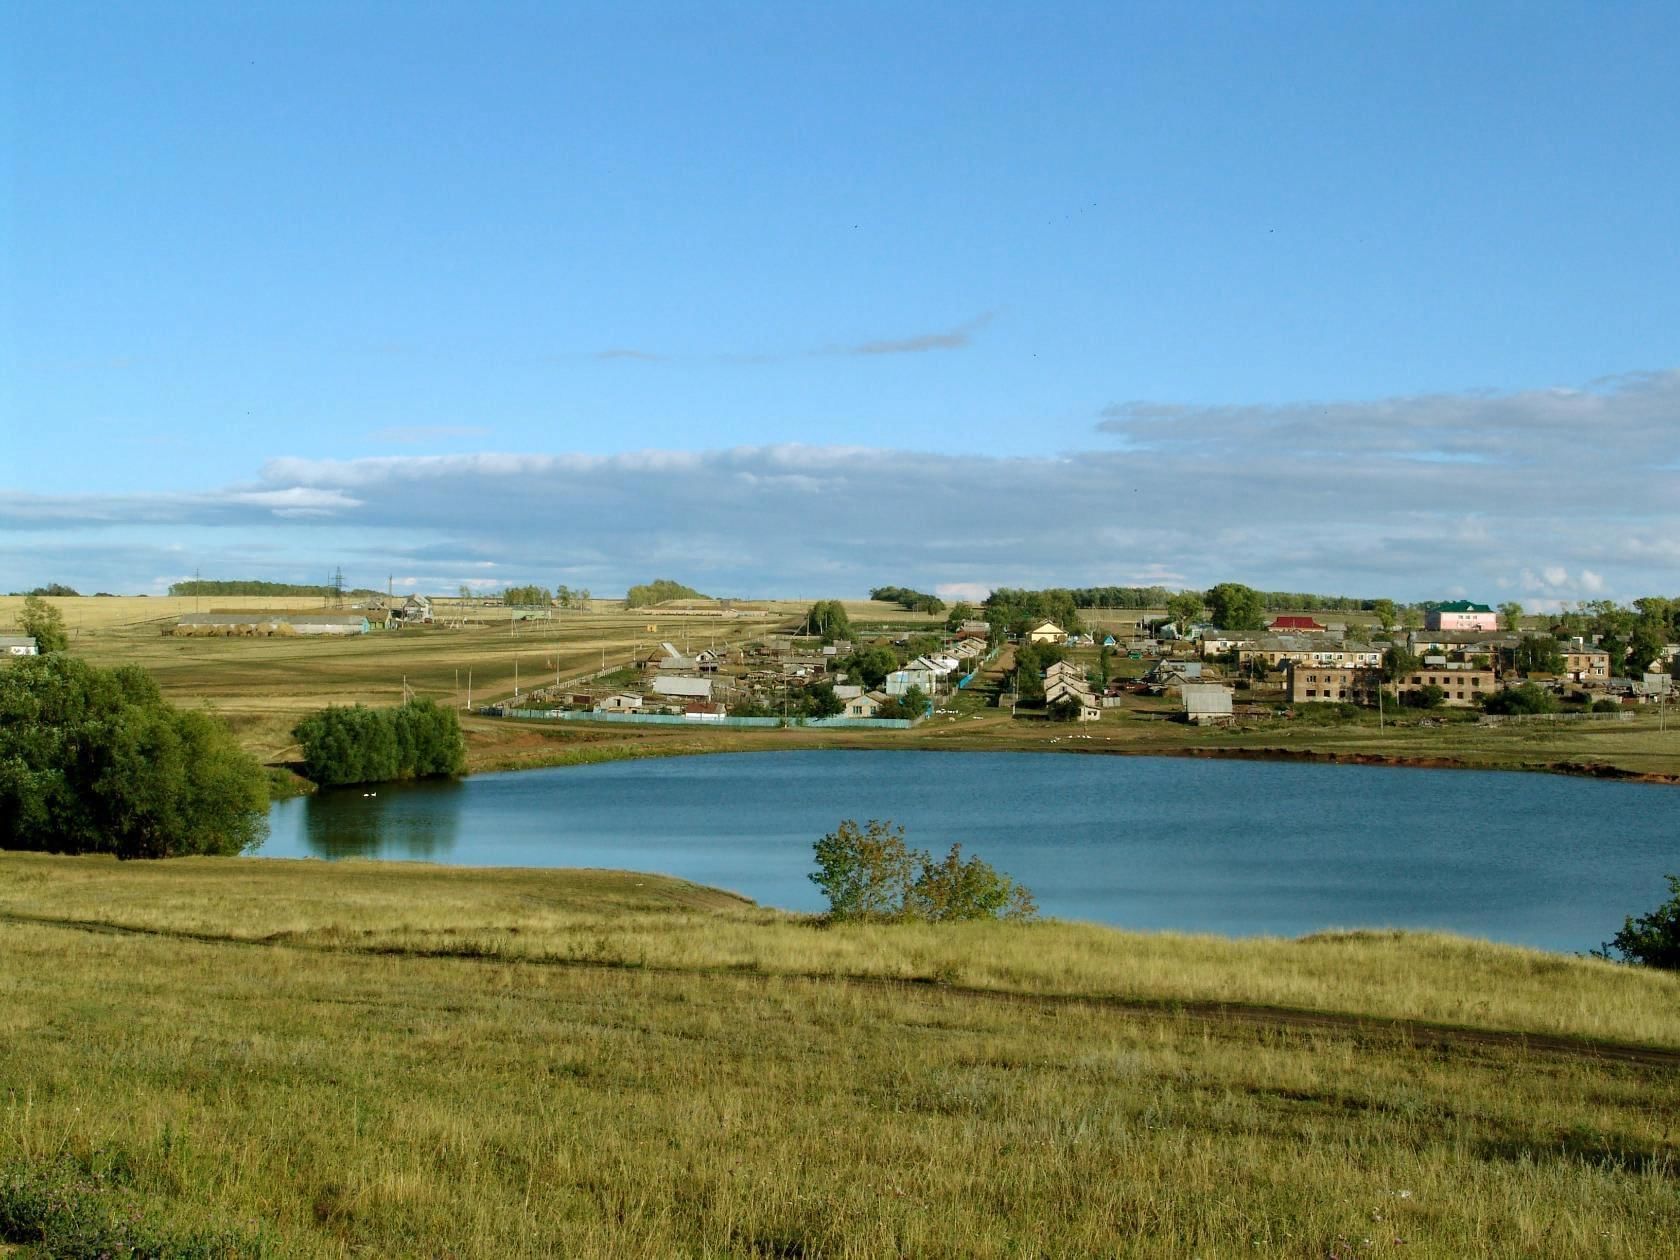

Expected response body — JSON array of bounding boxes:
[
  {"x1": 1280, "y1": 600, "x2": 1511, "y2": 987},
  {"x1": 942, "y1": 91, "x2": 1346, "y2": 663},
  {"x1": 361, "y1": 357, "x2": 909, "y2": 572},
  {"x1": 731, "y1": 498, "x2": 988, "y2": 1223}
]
[
  {"x1": 0, "y1": 635, "x2": 39, "y2": 656},
  {"x1": 1027, "y1": 621, "x2": 1065, "y2": 644},
  {"x1": 651, "y1": 675, "x2": 713, "y2": 701},
  {"x1": 168, "y1": 613, "x2": 370, "y2": 636},
  {"x1": 1180, "y1": 684, "x2": 1235, "y2": 725}
]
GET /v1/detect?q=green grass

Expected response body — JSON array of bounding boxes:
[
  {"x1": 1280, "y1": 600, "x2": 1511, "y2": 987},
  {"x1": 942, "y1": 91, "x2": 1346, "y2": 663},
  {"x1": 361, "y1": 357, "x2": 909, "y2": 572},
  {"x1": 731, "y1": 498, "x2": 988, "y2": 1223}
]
[{"x1": 2, "y1": 853, "x2": 1677, "y2": 1257}]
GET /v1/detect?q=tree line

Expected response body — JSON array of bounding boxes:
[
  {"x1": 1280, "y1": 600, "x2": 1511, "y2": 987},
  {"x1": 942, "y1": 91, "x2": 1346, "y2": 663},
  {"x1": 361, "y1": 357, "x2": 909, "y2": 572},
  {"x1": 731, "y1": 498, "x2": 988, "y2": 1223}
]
[
  {"x1": 869, "y1": 586, "x2": 946, "y2": 614},
  {"x1": 291, "y1": 700, "x2": 467, "y2": 786},
  {"x1": 168, "y1": 579, "x2": 366, "y2": 597},
  {"x1": 626, "y1": 579, "x2": 707, "y2": 608}
]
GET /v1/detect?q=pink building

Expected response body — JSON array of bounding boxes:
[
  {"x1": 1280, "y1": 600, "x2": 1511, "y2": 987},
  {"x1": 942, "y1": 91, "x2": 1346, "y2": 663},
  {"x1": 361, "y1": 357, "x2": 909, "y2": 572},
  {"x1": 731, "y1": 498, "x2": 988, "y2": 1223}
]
[{"x1": 1425, "y1": 601, "x2": 1498, "y2": 632}]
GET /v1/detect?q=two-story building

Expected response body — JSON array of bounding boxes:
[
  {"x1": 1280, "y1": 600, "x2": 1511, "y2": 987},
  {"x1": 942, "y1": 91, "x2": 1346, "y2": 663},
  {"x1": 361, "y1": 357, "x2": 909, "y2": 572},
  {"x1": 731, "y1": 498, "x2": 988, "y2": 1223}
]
[{"x1": 1425, "y1": 601, "x2": 1499, "y2": 632}]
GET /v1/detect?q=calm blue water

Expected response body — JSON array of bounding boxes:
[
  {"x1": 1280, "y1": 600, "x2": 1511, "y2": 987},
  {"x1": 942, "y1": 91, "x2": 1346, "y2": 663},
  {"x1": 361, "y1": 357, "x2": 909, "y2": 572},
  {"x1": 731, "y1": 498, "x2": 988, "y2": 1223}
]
[{"x1": 260, "y1": 751, "x2": 1680, "y2": 952}]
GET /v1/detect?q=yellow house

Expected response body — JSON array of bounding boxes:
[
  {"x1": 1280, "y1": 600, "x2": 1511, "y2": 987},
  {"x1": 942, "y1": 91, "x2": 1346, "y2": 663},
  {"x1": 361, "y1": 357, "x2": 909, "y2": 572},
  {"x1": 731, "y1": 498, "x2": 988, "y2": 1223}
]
[{"x1": 1027, "y1": 621, "x2": 1065, "y2": 644}]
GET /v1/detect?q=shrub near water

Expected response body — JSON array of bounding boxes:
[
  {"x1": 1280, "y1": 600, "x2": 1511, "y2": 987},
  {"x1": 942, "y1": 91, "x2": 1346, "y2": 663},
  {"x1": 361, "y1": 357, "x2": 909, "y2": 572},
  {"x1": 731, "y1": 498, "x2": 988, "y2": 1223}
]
[
  {"x1": 810, "y1": 818, "x2": 1037, "y2": 922},
  {"x1": 292, "y1": 698, "x2": 467, "y2": 786},
  {"x1": 0, "y1": 654, "x2": 267, "y2": 857}
]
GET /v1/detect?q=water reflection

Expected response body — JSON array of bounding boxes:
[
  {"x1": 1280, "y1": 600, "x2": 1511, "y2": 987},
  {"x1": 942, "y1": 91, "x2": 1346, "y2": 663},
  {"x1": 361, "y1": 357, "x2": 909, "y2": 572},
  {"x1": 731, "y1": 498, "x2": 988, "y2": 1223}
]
[{"x1": 275, "y1": 778, "x2": 465, "y2": 860}]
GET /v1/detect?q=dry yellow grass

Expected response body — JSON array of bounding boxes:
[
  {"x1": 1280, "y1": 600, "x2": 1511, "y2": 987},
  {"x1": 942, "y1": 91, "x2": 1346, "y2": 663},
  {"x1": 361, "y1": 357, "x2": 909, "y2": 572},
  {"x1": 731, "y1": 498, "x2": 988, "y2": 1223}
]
[{"x1": 1, "y1": 854, "x2": 1676, "y2": 1257}]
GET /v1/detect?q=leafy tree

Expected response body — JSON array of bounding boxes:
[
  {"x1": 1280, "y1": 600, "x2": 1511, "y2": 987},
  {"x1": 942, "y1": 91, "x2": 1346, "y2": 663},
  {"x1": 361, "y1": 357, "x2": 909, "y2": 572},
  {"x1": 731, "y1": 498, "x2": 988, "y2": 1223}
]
[
  {"x1": 1401, "y1": 606, "x2": 1423, "y2": 631},
  {"x1": 292, "y1": 699, "x2": 466, "y2": 786},
  {"x1": 1482, "y1": 683, "x2": 1558, "y2": 715},
  {"x1": 811, "y1": 820, "x2": 1037, "y2": 923},
  {"x1": 1411, "y1": 684, "x2": 1446, "y2": 709},
  {"x1": 1370, "y1": 598, "x2": 1399, "y2": 633},
  {"x1": 805, "y1": 599, "x2": 852, "y2": 642},
  {"x1": 843, "y1": 644, "x2": 901, "y2": 689},
  {"x1": 907, "y1": 843, "x2": 1038, "y2": 922},
  {"x1": 25, "y1": 583, "x2": 80, "y2": 597},
  {"x1": 0, "y1": 655, "x2": 268, "y2": 857},
  {"x1": 1514, "y1": 635, "x2": 1565, "y2": 675},
  {"x1": 1046, "y1": 695, "x2": 1085, "y2": 722},
  {"x1": 1628, "y1": 623, "x2": 1668, "y2": 676},
  {"x1": 1204, "y1": 583, "x2": 1265, "y2": 631},
  {"x1": 944, "y1": 601, "x2": 976, "y2": 632},
  {"x1": 1381, "y1": 644, "x2": 1420, "y2": 682},
  {"x1": 801, "y1": 681, "x2": 845, "y2": 719},
  {"x1": 881, "y1": 684, "x2": 929, "y2": 719},
  {"x1": 1498, "y1": 601, "x2": 1524, "y2": 631},
  {"x1": 810, "y1": 819, "x2": 916, "y2": 919},
  {"x1": 1165, "y1": 591, "x2": 1204, "y2": 635},
  {"x1": 17, "y1": 595, "x2": 68, "y2": 653},
  {"x1": 1597, "y1": 875, "x2": 1680, "y2": 969}
]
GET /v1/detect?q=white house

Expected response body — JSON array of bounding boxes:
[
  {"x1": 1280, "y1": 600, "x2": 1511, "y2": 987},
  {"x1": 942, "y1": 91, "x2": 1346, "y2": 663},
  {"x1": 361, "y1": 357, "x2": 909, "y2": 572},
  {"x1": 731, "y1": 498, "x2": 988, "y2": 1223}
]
[
  {"x1": 0, "y1": 635, "x2": 38, "y2": 656},
  {"x1": 593, "y1": 693, "x2": 644, "y2": 712},
  {"x1": 1027, "y1": 621, "x2": 1065, "y2": 644},
  {"x1": 844, "y1": 691, "x2": 885, "y2": 718}
]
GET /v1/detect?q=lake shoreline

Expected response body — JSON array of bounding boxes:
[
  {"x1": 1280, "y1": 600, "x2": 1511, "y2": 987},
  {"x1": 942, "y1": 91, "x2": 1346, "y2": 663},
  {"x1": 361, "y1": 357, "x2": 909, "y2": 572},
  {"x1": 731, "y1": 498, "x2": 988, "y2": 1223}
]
[{"x1": 454, "y1": 724, "x2": 1680, "y2": 787}]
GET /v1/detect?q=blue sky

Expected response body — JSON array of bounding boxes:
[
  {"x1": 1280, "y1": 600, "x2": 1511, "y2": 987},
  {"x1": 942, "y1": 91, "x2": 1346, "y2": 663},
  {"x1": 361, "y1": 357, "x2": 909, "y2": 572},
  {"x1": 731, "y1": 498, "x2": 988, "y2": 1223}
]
[{"x1": 4, "y1": 2, "x2": 1678, "y2": 604}]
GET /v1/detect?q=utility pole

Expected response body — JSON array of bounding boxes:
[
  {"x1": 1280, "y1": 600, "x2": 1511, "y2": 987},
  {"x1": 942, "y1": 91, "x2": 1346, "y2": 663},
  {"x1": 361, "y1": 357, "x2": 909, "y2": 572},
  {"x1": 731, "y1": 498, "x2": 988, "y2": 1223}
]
[{"x1": 466, "y1": 670, "x2": 472, "y2": 711}]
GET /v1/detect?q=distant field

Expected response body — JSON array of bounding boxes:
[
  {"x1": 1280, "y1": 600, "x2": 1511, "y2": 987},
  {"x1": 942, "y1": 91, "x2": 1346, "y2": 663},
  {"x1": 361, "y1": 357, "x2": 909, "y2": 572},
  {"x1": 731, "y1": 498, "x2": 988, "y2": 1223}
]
[
  {"x1": 2, "y1": 854, "x2": 1675, "y2": 1257},
  {"x1": 12, "y1": 596, "x2": 1680, "y2": 780}
]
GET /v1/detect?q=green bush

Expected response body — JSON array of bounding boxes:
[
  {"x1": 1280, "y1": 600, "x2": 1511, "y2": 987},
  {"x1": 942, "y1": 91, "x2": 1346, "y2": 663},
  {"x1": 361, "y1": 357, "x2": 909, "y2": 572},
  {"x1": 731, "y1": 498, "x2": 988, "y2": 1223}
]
[
  {"x1": 0, "y1": 655, "x2": 268, "y2": 858},
  {"x1": 1597, "y1": 875, "x2": 1680, "y2": 969},
  {"x1": 1592, "y1": 698, "x2": 1623, "y2": 713},
  {"x1": 908, "y1": 843, "x2": 1039, "y2": 922},
  {"x1": 810, "y1": 819, "x2": 1036, "y2": 923},
  {"x1": 292, "y1": 699, "x2": 467, "y2": 787},
  {"x1": 1483, "y1": 683, "x2": 1559, "y2": 715}
]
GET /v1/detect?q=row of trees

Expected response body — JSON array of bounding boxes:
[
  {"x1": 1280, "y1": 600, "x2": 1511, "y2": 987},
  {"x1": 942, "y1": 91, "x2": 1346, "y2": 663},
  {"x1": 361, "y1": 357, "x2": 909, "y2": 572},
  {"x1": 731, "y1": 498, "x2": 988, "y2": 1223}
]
[
  {"x1": 626, "y1": 579, "x2": 706, "y2": 608},
  {"x1": 809, "y1": 819, "x2": 1037, "y2": 922},
  {"x1": 869, "y1": 586, "x2": 946, "y2": 614},
  {"x1": 291, "y1": 700, "x2": 466, "y2": 786},
  {"x1": 0, "y1": 656, "x2": 269, "y2": 857},
  {"x1": 167, "y1": 579, "x2": 342, "y2": 597}
]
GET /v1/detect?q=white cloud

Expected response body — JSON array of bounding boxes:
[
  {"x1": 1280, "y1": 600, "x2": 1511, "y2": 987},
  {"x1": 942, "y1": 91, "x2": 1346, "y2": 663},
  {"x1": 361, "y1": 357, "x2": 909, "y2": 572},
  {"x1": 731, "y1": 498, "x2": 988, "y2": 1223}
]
[{"x1": 6, "y1": 372, "x2": 1680, "y2": 600}]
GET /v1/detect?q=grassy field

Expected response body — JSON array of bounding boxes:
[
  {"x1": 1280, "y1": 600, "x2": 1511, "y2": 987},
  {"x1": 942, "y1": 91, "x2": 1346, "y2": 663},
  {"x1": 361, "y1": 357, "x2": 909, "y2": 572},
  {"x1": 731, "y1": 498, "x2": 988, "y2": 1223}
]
[{"x1": 1, "y1": 854, "x2": 1676, "y2": 1258}]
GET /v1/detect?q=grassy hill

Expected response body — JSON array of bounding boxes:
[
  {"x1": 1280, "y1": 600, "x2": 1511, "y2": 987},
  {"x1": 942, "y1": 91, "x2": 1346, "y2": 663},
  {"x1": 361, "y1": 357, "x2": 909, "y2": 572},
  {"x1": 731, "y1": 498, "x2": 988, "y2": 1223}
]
[{"x1": 2, "y1": 854, "x2": 1676, "y2": 1257}]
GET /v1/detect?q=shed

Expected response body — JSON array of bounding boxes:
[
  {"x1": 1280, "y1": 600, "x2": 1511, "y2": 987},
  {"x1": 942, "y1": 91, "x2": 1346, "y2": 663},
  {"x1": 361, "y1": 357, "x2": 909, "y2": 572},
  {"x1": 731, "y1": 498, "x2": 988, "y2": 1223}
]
[
  {"x1": 1180, "y1": 684, "x2": 1235, "y2": 725},
  {"x1": 0, "y1": 635, "x2": 39, "y2": 656},
  {"x1": 652, "y1": 675, "x2": 713, "y2": 700}
]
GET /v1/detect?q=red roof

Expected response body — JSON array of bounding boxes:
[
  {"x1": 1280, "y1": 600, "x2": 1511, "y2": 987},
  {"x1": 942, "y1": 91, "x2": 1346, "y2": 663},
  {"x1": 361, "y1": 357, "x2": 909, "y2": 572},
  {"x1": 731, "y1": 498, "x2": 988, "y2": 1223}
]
[{"x1": 1269, "y1": 616, "x2": 1326, "y2": 630}]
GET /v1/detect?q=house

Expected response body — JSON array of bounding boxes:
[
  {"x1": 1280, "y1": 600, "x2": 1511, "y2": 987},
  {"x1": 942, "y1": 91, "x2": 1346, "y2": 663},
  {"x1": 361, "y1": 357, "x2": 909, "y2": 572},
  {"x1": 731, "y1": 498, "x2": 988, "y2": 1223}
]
[
  {"x1": 1101, "y1": 634, "x2": 1117, "y2": 648},
  {"x1": 955, "y1": 620, "x2": 991, "y2": 640},
  {"x1": 844, "y1": 691, "x2": 885, "y2": 718},
  {"x1": 1027, "y1": 621, "x2": 1065, "y2": 644},
  {"x1": 1268, "y1": 615, "x2": 1327, "y2": 633},
  {"x1": 1426, "y1": 601, "x2": 1499, "y2": 632},
  {"x1": 1286, "y1": 663, "x2": 1378, "y2": 705},
  {"x1": 1180, "y1": 684, "x2": 1235, "y2": 725},
  {"x1": 832, "y1": 684, "x2": 864, "y2": 701},
  {"x1": 651, "y1": 675, "x2": 713, "y2": 701},
  {"x1": 1044, "y1": 660, "x2": 1084, "y2": 685},
  {"x1": 0, "y1": 635, "x2": 38, "y2": 656},
  {"x1": 1387, "y1": 664, "x2": 1494, "y2": 707},
  {"x1": 1239, "y1": 638, "x2": 1382, "y2": 671},
  {"x1": 398, "y1": 595, "x2": 433, "y2": 624},
  {"x1": 1146, "y1": 660, "x2": 1203, "y2": 687},
  {"x1": 593, "y1": 693, "x2": 643, "y2": 712},
  {"x1": 1562, "y1": 644, "x2": 1611, "y2": 685}
]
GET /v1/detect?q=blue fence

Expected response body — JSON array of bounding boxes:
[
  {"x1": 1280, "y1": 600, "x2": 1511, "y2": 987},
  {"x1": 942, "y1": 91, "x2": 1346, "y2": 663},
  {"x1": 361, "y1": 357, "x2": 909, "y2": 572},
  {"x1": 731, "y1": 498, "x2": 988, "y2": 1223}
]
[{"x1": 484, "y1": 708, "x2": 918, "y2": 730}]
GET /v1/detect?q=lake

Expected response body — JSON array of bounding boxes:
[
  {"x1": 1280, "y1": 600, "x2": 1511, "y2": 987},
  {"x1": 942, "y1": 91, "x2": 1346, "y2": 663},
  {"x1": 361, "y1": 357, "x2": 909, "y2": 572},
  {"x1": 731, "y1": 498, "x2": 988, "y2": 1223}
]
[{"x1": 261, "y1": 750, "x2": 1680, "y2": 953}]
